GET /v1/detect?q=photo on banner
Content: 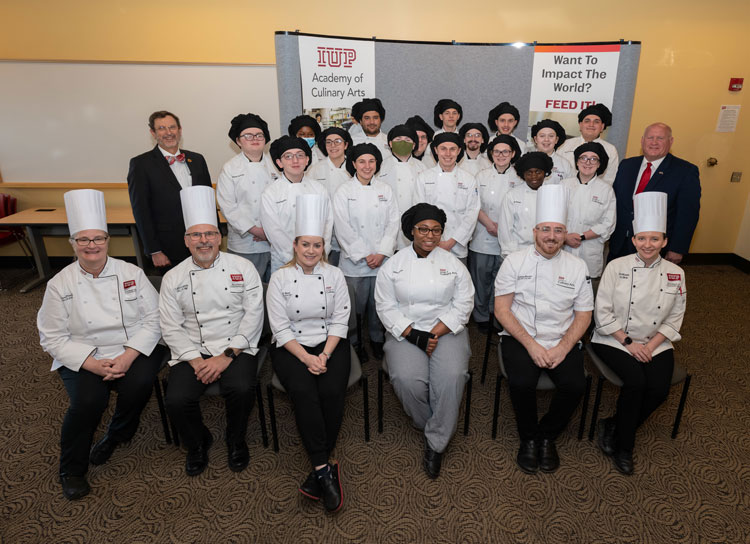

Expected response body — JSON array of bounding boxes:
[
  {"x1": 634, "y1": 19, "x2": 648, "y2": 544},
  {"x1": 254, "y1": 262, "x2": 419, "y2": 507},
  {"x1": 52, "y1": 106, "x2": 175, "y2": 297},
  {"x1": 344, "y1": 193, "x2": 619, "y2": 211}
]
[
  {"x1": 527, "y1": 44, "x2": 621, "y2": 143},
  {"x1": 298, "y1": 36, "x2": 376, "y2": 130}
]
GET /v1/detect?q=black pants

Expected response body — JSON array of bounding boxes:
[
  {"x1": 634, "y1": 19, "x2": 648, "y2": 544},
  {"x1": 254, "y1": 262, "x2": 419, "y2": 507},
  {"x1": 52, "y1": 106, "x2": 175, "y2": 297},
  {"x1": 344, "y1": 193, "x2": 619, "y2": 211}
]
[
  {"x1": 165, "y1": 352, "x2": 257, "y2": 451},
  {"x1": 592, "y1": 343, "x2": 674, "y2": 452},
  {"x1": 271, "y1": 339, "x2": 351, "y2": 467},
  {"x1": 502, "y1": 336, "x2": 586, "y2": 441},
  {"x1": 57, "y1": 344, "x2": 165, "y2": 476}
]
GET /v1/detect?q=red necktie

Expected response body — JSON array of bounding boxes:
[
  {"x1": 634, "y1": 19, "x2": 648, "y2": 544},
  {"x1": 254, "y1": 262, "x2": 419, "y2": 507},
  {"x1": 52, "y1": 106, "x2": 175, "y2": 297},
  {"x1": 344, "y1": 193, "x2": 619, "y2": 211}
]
[
  {"x1": 166, "y1": 153, "x2": 186, "y2": 165},
  {"x1": 635, "y1": 162, "x2": 652, "y2": 194}
]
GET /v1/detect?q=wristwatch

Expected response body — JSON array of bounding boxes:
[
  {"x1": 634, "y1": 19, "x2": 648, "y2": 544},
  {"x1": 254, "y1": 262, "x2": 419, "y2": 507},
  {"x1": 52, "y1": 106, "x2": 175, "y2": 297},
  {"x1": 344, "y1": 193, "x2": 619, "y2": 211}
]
[
  {"x1": 223, "y1": 348, "x2": 238, "y2": 359},
  {"x1": 622, "y1": 336, "x2": 633, "y2": 346},
  {"x1": 579, "y1": 233, "x2": 586, "y2": 242}
]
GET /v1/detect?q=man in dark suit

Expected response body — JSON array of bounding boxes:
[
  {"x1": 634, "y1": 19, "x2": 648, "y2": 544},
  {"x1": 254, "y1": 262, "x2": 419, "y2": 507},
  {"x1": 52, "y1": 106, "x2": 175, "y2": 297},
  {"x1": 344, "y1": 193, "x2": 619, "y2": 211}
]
[
  {"x1": 127, "y1": 110, "x2": 212, "y2": 270},
  {"x1": 608, "y1": 123, "x2": 701, "y2": 264}
]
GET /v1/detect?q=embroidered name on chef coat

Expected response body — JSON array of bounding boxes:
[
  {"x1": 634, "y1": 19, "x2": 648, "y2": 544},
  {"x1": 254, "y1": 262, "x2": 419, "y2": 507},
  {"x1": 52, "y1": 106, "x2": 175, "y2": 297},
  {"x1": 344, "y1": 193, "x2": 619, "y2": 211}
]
[
  {"x1": 439, "y1": 268, "x2": 456, "y2": 276},
  {"x1": 378, "y1": 194, "x2": 387, "y2": 202},
  {"x1": 230, "y1": 274, "x2": 244, "y2": 293},
  {"x1": 176, "y1": 284, "x2": 189, "y2": 292},
  {"x1": 123, "y1": 279, "x2": 137, "y2": 301},
  {"x1": 556, "y1": 275, "x2": 575, "y2": 289}
]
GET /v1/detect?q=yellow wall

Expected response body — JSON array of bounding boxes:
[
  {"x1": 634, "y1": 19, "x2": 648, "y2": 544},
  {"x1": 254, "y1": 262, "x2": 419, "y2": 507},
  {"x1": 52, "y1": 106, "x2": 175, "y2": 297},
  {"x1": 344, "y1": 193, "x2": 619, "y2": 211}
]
[{"x1": 2, "y1": 0, "x2": 749, "y2": 257}]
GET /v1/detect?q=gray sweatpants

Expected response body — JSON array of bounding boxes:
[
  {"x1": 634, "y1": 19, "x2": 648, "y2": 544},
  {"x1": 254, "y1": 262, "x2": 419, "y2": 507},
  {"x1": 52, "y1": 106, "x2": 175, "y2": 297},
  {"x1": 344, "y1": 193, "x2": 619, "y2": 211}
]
[{"x1": 384, "y1": 328, "x2": 471, "y2": 453}]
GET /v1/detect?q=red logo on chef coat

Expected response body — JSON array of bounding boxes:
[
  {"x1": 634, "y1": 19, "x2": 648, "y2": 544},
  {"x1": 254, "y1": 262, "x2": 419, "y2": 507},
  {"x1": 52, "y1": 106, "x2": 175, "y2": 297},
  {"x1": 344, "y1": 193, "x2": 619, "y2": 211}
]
[
  {"x1": 123, "y1": 280, "x2": 136, "y2": 289},
  {"x1": 667, "y1": 273, "x2": 681, "y2": 281},
  {"x1": 231, "y1": 274, "x2": 244, "y2": 282}
]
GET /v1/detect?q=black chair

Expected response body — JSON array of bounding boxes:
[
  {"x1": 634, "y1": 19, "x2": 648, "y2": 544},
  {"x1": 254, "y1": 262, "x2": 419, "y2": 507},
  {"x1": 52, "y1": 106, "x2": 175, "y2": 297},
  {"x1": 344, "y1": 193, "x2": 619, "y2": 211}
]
[
  {"x1": 585, "y1": 342, "x2": 691, "y2": 441},
  {"x1": 491, "y1": 337, "x2": 592, "y2": 440},
  {"x1": 481, "y1": 316, "x2": 503, "y2": 384}
]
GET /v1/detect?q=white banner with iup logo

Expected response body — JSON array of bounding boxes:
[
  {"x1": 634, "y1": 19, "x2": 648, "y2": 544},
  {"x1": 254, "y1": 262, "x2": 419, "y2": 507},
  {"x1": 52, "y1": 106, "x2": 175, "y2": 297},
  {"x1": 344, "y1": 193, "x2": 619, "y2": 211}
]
[{"x1": 298, "y1": 36, "x2": 375, "y2": 110}]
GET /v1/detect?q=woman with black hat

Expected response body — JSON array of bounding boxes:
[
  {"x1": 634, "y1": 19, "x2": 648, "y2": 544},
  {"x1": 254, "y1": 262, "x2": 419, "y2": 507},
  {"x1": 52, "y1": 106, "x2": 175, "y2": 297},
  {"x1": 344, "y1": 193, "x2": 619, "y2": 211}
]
[
  {"x1": 488, "y1": 101, "x2": 527, "y2": 154},
  {"x1": 288, "y1": 114, "x2": 324, "y2": 165},
  {"x1": 557, "y1": 104, "x2": 619, "y2": 185},
  {"x1": 561, "y1": 142, "x2": 616, "y2": 283},
  {"x1": 217, "y1": 113, "x2": 277, "y2": 282},
  {"x1": 374, "y1": 203, "x2": 474, "y2": 479},
  {"x1": 530, "y1": 119, "x2": 574, "y2": 183}
]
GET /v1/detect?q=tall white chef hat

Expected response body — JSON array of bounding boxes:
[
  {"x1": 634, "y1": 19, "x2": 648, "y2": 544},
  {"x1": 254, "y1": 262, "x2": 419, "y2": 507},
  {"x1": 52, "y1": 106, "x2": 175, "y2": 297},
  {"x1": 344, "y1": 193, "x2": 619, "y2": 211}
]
[
  {"x1": 180, "y1": 186, "x2": 218, "y2": 229},
  {"x1": 535, "y1": 184, "x2": 568, "y2": 226},
  {"x1": 632, "y1": 191, "x2": 667, "y2": 234},
  {"x1": 295, "y1": 194, "x2": 328, "y2": 238},
  {"x1": 64, "y1": 189, "x2": 107, "y2": 236}
]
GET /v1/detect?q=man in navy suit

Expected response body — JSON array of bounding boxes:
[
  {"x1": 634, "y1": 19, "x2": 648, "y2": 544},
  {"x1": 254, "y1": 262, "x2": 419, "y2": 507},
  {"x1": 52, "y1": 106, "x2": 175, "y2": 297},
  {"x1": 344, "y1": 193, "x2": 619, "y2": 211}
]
[
  {"x1": 127, "y1": 111, "x2": 212, "y2": 270},
  {"x1": 608, "y1": 123, "x2": 701, "y2": 264}
]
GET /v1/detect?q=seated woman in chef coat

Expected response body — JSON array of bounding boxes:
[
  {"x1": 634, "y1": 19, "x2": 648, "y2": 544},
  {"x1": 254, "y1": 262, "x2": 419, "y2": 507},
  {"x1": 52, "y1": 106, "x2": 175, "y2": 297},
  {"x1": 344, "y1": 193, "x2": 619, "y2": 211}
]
[
  {"x1": 529, "y1": 119, "x2": 574, "y2": 183},
  {"x1": 37, "y1": 189, "x2": 163, "y2": 501},
  {"x1": 560, "y1": 142, "x2": 616, "y2": 286},
  {"x1": 374, "y1": 203, "x2": 474, "y2": 479},
  {"x1": 266, "y1": 194, "x2": 351, "y2": 514},
  {"x1": 591, "y1": 192, "x2": 686, "y2": 476}
]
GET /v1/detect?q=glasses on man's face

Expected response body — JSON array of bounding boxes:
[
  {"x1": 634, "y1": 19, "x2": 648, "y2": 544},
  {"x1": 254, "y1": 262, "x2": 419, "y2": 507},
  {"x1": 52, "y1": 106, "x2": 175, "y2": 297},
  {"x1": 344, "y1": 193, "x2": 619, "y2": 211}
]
[
  {"x1": 465, "y1": 132, "x2": 483, "y2": 139},
  {"x1": 492, "y1": 149, "x2": 512, "y2": 157},
  {"x1": 155, "y1": 125, "x2": 178, "y2": 133},
  {"x1": 281, "y1": 152, "x2": 307, "y2": 161},
  {"x1": 578, "y1": 156, "x2": 600, "y2": 164},
  {"x1": 185, "y1": 231, "x2": 220, "y2": 241},
  {"x1": 415, "y1": 226, "x2": 443, "y2": 236},
  {"x1": 72, "y1": 235, "x2": 109, "y2": 247},
  {"x1": 239, "y1": 133, "x2": 265, "y2": 141},
  {"x1": 536, "y1": 226, "x2": 565, "y2": 235},
  {"x1": 325, "y1": 138, "x2": 344, "y2": 147}
]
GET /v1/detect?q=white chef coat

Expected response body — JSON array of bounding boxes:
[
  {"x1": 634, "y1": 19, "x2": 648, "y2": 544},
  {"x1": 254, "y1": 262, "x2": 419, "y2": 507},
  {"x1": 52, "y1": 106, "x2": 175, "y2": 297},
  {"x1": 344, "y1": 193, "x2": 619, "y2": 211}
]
[
  {"x1": 375, "y1": 245, "x2": 475, "y2": 340},
  {"x1": 413, "y1": 165, "x2": 481, "y2": 259},
  {"x1": 216, "y1": 151, "x2": 278, "y2": 254},
  {"x1": 351, "y1": 131, "x2": 390, "y2": 155},
  {"x1": 38, "y1": 258, "x2": 161, "y2": 372},
  {"x1": 159, "y1": 252, "x2": 263, "y2": 365},
  {"x1": 309, "y1": 145, "x2": 325, "y2": 166},
  {"x1": 421, "y1": 152, "x2": 437, "y2": 169},
  {"x1": 494, "y1": 246, "x2": 594, "y2": 349},
  {"x1": 458, "y1": 154, "x2": 493, "y2": 177},
  {"x1": 558, "y1": 136, "x2": 619, "y2": 185},
  {"x1": 549, "y1": 152, "x2": 575, "y2": 183},
  {"x1": 561, "y1": 175, "x2": 617, "y2": 277},
  {"x1": 497, "y1": 183, "x2": 545, "y2": 258},
  {"x1": 378, "y1": 155, "x2": 426, "y2": 249},
  {"x1": 333, "y1": 177, "x2": 400, "y2": 277},
  {"x1": 307, "y1": 156, "x2": 352, "y2": 253},
  {"x1": 469, "y1": 166, "x2": 518, "y2": 255},
  {"x1": 592, "y1": 254, "x2": 686, "y2": 356},
  {"x1": 158, "y1": 146, "x2": 192, "y2": 190},
  {"x1": 259, "y1": 174, "x2": 333, "y2": 271},
  {"x1": 266, "y1": 261, "x2": 350, "y2": 348}
]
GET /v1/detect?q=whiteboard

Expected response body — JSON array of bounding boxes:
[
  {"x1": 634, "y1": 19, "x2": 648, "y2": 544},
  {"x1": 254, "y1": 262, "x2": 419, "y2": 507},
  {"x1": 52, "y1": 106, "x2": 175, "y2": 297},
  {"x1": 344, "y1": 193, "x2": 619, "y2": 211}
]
[{"x1": 0, "y1": 61, "x2": 281, "y2": 183}]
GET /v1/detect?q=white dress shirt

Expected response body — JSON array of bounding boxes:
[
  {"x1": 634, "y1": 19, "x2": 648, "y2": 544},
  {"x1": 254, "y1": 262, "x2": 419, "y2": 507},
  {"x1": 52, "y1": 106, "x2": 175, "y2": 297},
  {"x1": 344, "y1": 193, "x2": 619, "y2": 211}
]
[{"x1": 158, "y1": 146, "x2": 192, "y2": 190}]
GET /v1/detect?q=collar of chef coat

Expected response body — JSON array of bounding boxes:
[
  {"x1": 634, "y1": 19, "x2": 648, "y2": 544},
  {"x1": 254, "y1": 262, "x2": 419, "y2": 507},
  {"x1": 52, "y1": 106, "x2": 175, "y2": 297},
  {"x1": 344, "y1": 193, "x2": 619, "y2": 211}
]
[
  {"x1": 577, "y1": 174, "x2": 599, "y2": 185},
  {"x1": 633, "y1": 253, "x2": 662, "y2": 269},
  {"x1": 529, "y1": 246, "x2": 563, "y2": 263},
  {"x1": 189, "y1": 251, "x2": 222, "y2": 271},
  {"x1": 76, "y1": 256, "x2": 113, "y2": 278},
  {"x1": 282, "y1": 173, "x2": 304, "y2": 184},
  {"x1": 293, "y1": 261, "x2": 324, "y2": 275}
]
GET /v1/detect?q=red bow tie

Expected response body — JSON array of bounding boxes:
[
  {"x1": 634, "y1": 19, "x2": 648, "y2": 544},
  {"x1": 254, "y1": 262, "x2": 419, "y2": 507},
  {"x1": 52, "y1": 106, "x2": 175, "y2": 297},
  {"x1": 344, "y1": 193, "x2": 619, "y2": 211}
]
[{"x1": 166, "y1": 153, "x2": 186, "y2": 165}]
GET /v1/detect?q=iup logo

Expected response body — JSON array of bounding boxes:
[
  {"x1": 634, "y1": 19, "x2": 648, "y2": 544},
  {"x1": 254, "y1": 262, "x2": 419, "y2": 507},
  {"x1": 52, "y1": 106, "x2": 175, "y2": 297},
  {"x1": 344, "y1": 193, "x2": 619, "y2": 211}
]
[{"x1": 317, "y1": 47, "x2": 357, "y2": 68}]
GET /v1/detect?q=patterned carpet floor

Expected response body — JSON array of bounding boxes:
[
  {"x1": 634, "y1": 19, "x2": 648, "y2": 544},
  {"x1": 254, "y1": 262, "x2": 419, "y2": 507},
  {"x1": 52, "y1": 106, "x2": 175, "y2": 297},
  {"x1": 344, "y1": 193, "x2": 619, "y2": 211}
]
[{"x1": 0, "y1": 264, "x2": 748, "y2": 544}]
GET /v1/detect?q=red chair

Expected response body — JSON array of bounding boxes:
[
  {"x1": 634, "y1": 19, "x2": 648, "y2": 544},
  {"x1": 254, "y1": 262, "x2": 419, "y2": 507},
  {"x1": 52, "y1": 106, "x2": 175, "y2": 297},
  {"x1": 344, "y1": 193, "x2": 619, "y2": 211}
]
[{"x1": 0, "y1": 194, "x2": 35, "y2": 288}]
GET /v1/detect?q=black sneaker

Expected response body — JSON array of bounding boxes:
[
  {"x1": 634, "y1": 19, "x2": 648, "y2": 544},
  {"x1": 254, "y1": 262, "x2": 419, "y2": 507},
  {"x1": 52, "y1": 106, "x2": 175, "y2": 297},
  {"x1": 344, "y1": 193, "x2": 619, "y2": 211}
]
[
  {"x1": 60, "y1": 474, "x2": 90, "y2": 500},
  {"x1": 299, "y1": 470, "x2": 321, "y2": 500},
  {"x1": 318, "y1": 462, "x2": 343, "y2": 513}
]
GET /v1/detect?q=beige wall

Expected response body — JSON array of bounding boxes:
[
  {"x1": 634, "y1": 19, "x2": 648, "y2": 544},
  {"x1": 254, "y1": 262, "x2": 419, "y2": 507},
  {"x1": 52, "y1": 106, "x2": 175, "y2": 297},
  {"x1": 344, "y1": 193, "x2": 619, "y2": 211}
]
[{"x1": 2, "y1": 0, "x2": 749, "y2": 257}]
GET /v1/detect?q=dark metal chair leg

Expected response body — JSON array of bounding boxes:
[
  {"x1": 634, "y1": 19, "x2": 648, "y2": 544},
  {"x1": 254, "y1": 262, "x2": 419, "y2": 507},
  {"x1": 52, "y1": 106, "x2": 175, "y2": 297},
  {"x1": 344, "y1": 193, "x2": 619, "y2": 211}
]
[
  {"x1": 255, "y1": 383, "x2": 269, "y2": 449},
  {"x1": 377, "y1": 368, "x2": 384, "y2": 433},
  {"x1": 491, "y1": 374, "x2": 503, "y2": 439},
  {"x1": 578, "y1": 374, "x2": 592, "y2": 440},
  {"x1": 152, "y1": 377, "x2": 172, "y2": 444},
  {"x1": 162, "y1": 377, "x2": 180, "y2": 447},
  {"x1": 266, "y1": 384, "x2": 279, "y2": 452},
  {"x1": 672, "y1": 374, "x2": 691, "y2": 439},
  {"x1": 361, "y1": 375, "x2": 370, "y2": 442},
  {"x1": 588, "y1": 377, "x2": 604, "y2": 441},
  {"x1": 481, "y1": 321, "x2": 495, "y2": 384},
  {"x1": 463, "y1": 370, "x2": 473, "y2": 435}
]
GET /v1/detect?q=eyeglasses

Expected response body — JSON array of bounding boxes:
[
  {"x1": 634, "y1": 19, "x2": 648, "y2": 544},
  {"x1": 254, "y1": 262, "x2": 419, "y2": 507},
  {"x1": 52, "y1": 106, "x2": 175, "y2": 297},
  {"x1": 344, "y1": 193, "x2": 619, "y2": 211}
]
[
  {"x1": 325, "y1": 138, "x2": 344, "y2": 146},
  {"x1": 155, "y1": 125, "x2": 178, "y2": 133},
  {"x1": 415, "y1": 226, "x2": 443, "y2": 236},
  {"x1": 578, "y1": 156, "x2": 600, "y2": 164},
  {"x1": 281, "y1": 152, "x2": 307, "y2": 161},
  {"x1": 465, "y1": 132, "x2": 483, "y2": 139},
  {"x1": 535, "y1": 226, "x2": 565, "y2": 235},
  {"x1": 239, "y1": 133, "x2": 265, "y2": 141},
  {"x1": 492, "y1": 149, "x2": 513, "y2": 157},
  {"x1": 185, "y1": 231, "x2": 220, "y2": 241},
  {"x1": 72, "y1": 235, "x2": 109, "y2": 246}
]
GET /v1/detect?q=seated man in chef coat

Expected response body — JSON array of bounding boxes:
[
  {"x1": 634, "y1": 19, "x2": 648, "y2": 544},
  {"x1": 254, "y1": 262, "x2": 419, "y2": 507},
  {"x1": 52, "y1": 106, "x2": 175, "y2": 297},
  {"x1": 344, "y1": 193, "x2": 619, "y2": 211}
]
[
  {"x1": 160, "y1": 186, "x2": 264, "y2": 477},
  {"x1": 494, "y1": 185, "x2": 593, "y2": 475}
]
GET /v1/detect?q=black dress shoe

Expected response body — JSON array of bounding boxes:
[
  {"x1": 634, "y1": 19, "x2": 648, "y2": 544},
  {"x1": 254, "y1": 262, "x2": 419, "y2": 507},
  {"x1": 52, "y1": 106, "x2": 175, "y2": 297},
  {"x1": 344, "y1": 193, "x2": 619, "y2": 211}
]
[
  {"x1": 299, "y1": 470, "x2": 322, "y2": 500},
  {"x1": 60, "y1": 474, "x2": 90, "y2": 500},
  {"x1": 227, "y1": 441, "x2": 249, "y2": 472},
  {"x1": 613, "y1": 450, "x2": 634, "y2": 475},
  {"x1": 185, "y1": 429, "x2": 213, "y2": 476},
  {"x1": 318, "y1": 462, "x2": 343, "y2": 513},
  {"x1": 354, "y1": 344, "x2": 369, "y2": 364},
  {"x1": 89, "y1": 435, "x2": 119, "y2": 466},
  {"x1": 516, "y1": 439, "x2": 539, "y2": 474},
  {"x1": 423, "y1": 440, "x2": 443, "y2": 479},
  {"x1": 597, "y1": 418, "x2": 616, "y2": 457},
  {"x1": 538, "y1": 438, "x2": 560, "y2": 472},
  {"x1": 371, "y1": 341, "x2": 385, "y2": 360}
]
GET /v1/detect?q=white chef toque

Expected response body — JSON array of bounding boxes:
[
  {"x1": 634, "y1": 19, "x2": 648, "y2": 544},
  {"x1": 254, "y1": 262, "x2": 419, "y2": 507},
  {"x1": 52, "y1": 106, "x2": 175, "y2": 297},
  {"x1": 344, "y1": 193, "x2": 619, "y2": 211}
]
[
  {"x1": 180, "y1": 186, "x2": 218, "y2": 229},
  {"x1": 64, "y1": 189, "x2": 107, "y2": 236},
  {"x1": 535, "y1": 184, "x2": 568, "y2": 226},
  {"x1": 295, "y1": 194, "x2": 328, "y2": 237},
  {"x1": 632, "y1": 191, "x2": 667, "y2": 234}
]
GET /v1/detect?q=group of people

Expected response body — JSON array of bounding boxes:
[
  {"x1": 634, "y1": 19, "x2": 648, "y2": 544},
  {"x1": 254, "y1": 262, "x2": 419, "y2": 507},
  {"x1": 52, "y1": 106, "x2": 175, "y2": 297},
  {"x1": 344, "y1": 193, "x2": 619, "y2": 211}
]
[{"x1": 36, "y1": 99, "x2": 700, "y2": 513}]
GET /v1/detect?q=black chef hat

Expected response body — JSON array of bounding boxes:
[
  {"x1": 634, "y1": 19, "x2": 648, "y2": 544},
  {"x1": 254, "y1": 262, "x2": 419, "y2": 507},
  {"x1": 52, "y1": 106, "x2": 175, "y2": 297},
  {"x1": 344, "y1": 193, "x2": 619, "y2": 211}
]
[
  {"x1": 486, "y1": 134, "x2": 522, "y2": 164},
  {"x1": 345, "y1": 143, "x2": 383, "y2": 177},
  {"x1": 352, "y1": 98, "x2": 386, "y2": 122},
  {"x1": 316, "y1": 127, "x2": 353, "y2": 157},
  {"x1": 430, "y1": 132, "x2": 465, "y2": 163},
  {"x1": 487, "y1": 102, "x2": 521, "y2": 131},
  {"x1": 228, "y1": 113, "x2": 270, "y2": 144},
  {"x1": 287, "y1": 115, "x2": 321, "y2": 139},
  {"x1": 433, "y1": 99, "x2": 463, "y2": 128},
  {"x1": 269, "y1": 136, "x2": 312, "y2": 171},
  {"x1": 573, "y1": 141, "x2": 609, "y2": 176},
  {"x1": 458, "y1": 122, "x2": 490, "y2": 153},
  {"x1": 514, "y1": 151, "x2": 554, "y2": 178},
  {"x1": 577, "y1": 104, "x2": 612, "y2": 128},
  {"x1": 530, "y1": 119, "x2": 567, "y2": 150},
  {"x1": 405, "y1": 115, "x2": 435, "y2": 143},
  {"x1": 387, "y1": 124, "x2": 418, "y2": 144},
  {"x1": 401, "y1": 203, "x2": 447, "y2": 242}
]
